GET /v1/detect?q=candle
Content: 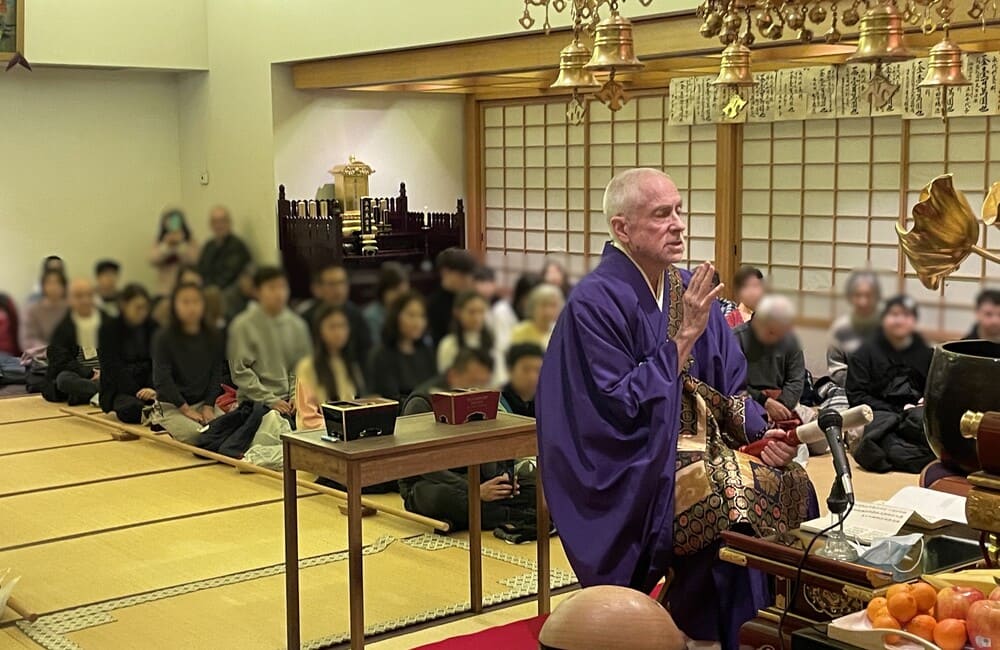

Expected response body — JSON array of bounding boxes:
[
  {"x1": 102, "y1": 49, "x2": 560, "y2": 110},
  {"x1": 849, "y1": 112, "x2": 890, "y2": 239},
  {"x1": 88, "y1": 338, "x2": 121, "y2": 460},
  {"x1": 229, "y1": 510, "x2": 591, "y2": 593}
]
[{"x1": 423, "y1": 206, "x2": 429, "y2": 228}]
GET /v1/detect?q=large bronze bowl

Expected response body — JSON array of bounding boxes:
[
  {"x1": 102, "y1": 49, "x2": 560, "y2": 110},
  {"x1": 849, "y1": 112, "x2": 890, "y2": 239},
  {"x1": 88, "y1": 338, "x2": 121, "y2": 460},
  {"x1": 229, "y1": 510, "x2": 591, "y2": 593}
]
[{"x1": 925, "y1": 340, "x2": 1000, "y2": 474}]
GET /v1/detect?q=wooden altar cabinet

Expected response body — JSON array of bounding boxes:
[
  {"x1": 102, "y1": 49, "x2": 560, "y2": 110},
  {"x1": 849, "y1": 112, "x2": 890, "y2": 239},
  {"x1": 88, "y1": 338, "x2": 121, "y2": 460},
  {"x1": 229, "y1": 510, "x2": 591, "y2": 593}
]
[
  {"x1": 276, "y1": 182, "x2": 466, "y2": 302},
  {"x1": 719, "y1": 526, "x2": 982, "y2": 650}
]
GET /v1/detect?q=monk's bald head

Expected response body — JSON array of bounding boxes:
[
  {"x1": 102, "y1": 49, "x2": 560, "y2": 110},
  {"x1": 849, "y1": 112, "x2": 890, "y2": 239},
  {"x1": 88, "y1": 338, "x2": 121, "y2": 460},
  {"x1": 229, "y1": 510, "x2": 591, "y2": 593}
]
[
  {"x1": 603, "y1": 168, "x2": 687, "y2": 268},
  {"x1": 68, "y1": 278, "x2": 96, "y2": 317}
]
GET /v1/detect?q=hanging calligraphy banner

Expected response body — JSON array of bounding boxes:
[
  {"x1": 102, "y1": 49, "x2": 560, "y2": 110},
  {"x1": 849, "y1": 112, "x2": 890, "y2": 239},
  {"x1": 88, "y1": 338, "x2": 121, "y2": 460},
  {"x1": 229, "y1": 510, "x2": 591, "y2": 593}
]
[
  {"x1": 668, "y1": 77, "x2": 695, "y2": 125},
  {"x1": 960, "y1": 52, "x2": 1000, "y2": 116},
  {"x1": 836, "y1": 64, "x2": 872, "y2": 118},
  {"x1": 775, "y1": 68, "x2": 808, "y2": 121},
  {"x1": 805, "y1": 66, "x2": 838, "y2": 119},
  {"x1": 902, "y1": 58, "x2": 930, "y2": 119},
  {"x1": 693, "y1": 76, "x2": 721, "y2": 124},
  {"x1": 747, "y1": 71, "x2": 777, "y2": 122}
]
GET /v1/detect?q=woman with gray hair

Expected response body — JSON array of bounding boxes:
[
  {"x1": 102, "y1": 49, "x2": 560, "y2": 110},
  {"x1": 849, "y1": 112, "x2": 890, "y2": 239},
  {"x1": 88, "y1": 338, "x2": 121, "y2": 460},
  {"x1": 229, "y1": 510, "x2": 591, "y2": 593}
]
[
  {"x1": 827, "y1": 269, "x2": 882, "y2": 387},
  {"x1": 509, "y1": 283, "x2": 564, "y2": 350}
]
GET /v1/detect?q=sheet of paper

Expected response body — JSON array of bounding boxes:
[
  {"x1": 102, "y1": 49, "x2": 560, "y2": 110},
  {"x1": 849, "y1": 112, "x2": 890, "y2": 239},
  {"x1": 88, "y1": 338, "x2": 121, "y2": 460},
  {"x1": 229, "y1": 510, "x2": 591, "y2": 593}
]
[
  {"x1": 886, "y1": 485, "x2": 968, "y2": 526},
  {"x1": 800, "y1": 501, "x2": 913, "y2": 544}
]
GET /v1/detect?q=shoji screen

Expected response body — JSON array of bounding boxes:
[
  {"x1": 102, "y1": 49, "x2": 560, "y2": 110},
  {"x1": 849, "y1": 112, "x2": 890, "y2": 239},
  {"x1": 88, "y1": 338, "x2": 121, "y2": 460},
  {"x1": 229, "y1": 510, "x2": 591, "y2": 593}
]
[
  {"x1": 742, "y1": 118, "x2": 903, "y2": 323},
  {"x1": 482, "y1": 93, "x2": 717, "y2": 287}
]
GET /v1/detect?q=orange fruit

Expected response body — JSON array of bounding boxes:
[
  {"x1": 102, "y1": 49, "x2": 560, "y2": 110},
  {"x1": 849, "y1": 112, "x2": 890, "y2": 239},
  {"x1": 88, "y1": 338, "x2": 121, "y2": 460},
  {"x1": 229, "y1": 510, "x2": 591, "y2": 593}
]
[
  {"x1": 887, "y1": 584, "x2": 914, "y2": 600},
  {"x1": 867, "y1": 597, "x2": 889, "y2": 622},
  {"x1": 872, "y1": 614, "x2": 903, "y2": 644},
  {"x1": 933, "y1": 618, "x2": 967, "y2": 650},
  {"x1": 905, "y1": 614, "x2": 937, "y2": 642},
  {"x1": 888, "y1": 592, "x2": 919, "y2": 624},
  {"x1": 912, "y1": 583, "x2": 938, "y2": 613}
]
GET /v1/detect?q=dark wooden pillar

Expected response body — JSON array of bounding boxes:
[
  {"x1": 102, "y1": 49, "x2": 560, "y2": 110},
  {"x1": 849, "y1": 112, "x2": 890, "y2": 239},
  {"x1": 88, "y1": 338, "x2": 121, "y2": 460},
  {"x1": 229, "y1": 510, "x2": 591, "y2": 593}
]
[
  {"x1": 715, "y1": 122, "x2": 743, "y2": 298},
  {"x1": 464, "y1": 94, "x2": 484, "y2": 255}
]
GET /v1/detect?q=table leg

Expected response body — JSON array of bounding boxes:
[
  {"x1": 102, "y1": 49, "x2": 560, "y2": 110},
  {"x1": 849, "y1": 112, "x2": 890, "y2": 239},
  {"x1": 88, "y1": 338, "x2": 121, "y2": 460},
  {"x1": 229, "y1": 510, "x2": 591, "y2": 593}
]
[
  {"x1": 536, "y1": 469, "x2": 550, "y2": 615},
  {"x1": 283, "y1": 443, "x2": 301, "y2": 650},
  {"x1": 348, "y1": 469, "x2": 365, "y2": 650},
  {"x1": 468, "y1": 463, "x2": 483, "y2": 614}
]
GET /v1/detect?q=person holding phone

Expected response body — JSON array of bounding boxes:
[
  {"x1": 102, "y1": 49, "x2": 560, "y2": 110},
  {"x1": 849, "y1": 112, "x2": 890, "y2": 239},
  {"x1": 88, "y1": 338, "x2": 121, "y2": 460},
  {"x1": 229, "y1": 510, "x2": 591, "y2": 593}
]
[{"x1": 149, "y1": 208, "x2": 200, "y2": 297}]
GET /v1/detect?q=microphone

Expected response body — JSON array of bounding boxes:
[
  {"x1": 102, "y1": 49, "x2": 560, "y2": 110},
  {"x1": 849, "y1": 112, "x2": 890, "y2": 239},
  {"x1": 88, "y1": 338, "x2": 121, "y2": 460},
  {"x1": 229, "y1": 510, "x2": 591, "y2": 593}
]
[
  {"x1": 818, "y1": 407, "x2": 854, "y2": 507},
  {"x1": 739, "y1": 404, "x2": 872, "y2": 458}
]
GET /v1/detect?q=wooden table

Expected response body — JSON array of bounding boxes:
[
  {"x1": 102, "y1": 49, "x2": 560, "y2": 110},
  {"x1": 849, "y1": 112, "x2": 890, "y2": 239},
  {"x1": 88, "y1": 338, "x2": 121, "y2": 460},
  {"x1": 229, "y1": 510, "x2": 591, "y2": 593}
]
[{"x1": 282, "y1": 412, "x2": 550, "y2": 650}]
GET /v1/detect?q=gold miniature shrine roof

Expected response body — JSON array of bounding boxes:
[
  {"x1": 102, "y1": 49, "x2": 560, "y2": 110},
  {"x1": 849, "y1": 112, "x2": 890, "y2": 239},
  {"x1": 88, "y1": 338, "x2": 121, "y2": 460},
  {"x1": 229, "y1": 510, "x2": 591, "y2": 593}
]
[{"x1": 329, "y1": 155, "x2": 375, "y2": 178}]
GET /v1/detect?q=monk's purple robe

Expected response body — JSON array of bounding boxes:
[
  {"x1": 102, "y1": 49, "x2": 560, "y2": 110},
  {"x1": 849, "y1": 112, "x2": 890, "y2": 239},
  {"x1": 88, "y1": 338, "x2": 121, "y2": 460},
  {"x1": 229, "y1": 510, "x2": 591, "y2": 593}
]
[{"x1": 537, "y1": 243, "x2": 792, "y2": 647}]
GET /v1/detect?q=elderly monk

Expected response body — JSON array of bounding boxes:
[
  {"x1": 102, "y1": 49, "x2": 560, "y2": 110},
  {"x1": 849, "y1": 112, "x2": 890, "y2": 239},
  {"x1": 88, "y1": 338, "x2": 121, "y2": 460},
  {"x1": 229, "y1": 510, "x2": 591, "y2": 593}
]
[{"x1": 537, "y1": 168, "x2": 817, "y2": 650}]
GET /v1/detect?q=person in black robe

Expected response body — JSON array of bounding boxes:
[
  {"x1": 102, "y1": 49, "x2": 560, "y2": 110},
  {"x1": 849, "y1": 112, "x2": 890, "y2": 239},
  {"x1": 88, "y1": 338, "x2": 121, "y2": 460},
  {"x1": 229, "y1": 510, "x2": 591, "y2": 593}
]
[
  {"x1": 300, "y1": 263, "x2": 371, "y2": 374},
  {"x1": 368, "y1": 291, "x2": 436, "y2": 403},
  {"x1": 98, "y1": 284, "x2": 158, "y2": 424},
  {"x1": 500, "y1": 343, "x2": 543, "y2": 418},
  {"x1": 963, "y1": 289, "x2": 1000, "y2": 342},
  {"x1": 847, "y1": 295, "x2": 935, "y2": 473},
  {"x1": 197, "y1": 206, "x2": 253, "y2": 291}
]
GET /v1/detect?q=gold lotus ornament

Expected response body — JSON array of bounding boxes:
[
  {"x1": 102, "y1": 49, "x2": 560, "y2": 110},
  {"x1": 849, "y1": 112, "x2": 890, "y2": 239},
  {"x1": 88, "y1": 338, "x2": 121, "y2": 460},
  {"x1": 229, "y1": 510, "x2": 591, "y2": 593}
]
[
  {"x1": 982, "y1": 181, "x2": 1000, "y2": 228},
  {"x1": 897, "y1": 174, "x2": 980, "y2": 290}
]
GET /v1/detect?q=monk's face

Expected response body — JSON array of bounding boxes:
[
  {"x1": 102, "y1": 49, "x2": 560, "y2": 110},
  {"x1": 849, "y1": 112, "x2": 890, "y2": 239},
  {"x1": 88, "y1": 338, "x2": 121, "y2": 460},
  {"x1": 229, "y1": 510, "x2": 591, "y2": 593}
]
[{"x1": 616, "y1": 175, "x2": 686, "y2": 267}]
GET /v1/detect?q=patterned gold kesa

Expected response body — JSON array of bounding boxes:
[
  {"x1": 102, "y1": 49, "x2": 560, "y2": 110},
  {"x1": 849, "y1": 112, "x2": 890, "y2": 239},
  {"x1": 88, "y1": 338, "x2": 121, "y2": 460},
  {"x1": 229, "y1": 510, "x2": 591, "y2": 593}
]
[{"x1": 896, "y1": 174, "x2": 980, "y2": 290}]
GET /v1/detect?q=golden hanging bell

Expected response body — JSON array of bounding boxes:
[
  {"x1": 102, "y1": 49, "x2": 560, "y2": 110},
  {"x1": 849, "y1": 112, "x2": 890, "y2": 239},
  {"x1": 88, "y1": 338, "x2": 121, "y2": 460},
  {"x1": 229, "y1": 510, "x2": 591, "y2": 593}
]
[
  {"x1": 712, "y1": 43, "x2": 757, "y2": 86},
  {"x1": 918, "y1": 36, "x2": 971, "y2": 87},
  {"x1": 550, "y1": 39, "x2": 602, "y2": 90},
  {"x1": 847, "y1": 2, "x2": 914, "y2": 63},
  {"x1": 585, "y1": 12, "x2": 644, "y2": 72}
]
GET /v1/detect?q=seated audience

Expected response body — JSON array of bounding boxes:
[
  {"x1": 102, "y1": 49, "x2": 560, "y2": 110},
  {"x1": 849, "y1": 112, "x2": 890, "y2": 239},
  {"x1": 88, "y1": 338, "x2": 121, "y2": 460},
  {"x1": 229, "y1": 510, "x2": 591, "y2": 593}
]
[
  {"x1": 300, "y1": 264, "x2": 371, "y2": 371},
  {"x1": 500, "y1": 343, "x2": 543, "y2": 418},
  {"x1": 734, "y1": 295, "x2": 822, "y2": 456},
  {"x1": 510, "y1": 283, "x2": 564, "y2": 350},
  {"x1": 541, "y1": 259, "x2": 573, "y2": 297},
  {"x1": 427, "y1": 248, "x2": 477, "y2": 345},
  {"x1": 228, "y1": 267, "x2": 311, "y2": 416},
  {"x1": 368, "y1": 291, "x2": 436, "y2": 403},
  {"x1": 847, "y1": 295, "x2": 935, "y2": 474},
  {"x1": 98, "y1": 284, "x2": 157, "y2": 424},
  {"x1": 197, "y1": 205, "x2": 253, "y2": 291},
  {"x1": 151, "y1": 283, "x2": 226, "y2": 442},
  {"x1": 828, "y1": 270, "x2": 882, "y2": 387},
  {"x1": 223, "y1": 263, "x2": 257, "y2": 323},
  {"x1": 511, "y1": 272, "x2": 543, "y2": 322},
  {"x1": 437, "y1": 290, "x2": 494, "y2": 373},
  {"x1": 26, "y1": 256, "x2": 66, "y2": 304},
  {"x1": 43, "y1": 279, "x2": 104, "y2": 405},
  {"x1": 152, "y1": 265, "x2": 224, "y2": 330},
  {"x1": 725, "y1": 265, "x2": 765, "y2": 328},
  {"x1": 399, "y1": 349, "x2": 536, "y2": 532},
  {"x1": 94, "y1": 259, "x2": 122, "y2": 317},
  {"x1": 295, "y1": 304, "x2": 367, "y2": 431},
  {"x1": 363, "y1": 262, "x2": 409, "y2": 349},
  {"x1": 964, "y1": 289, "x2": 1000, "y2": 342},
  {"x1": 0, "y1": 292, "x2": 23, "y2": 385},
  {"x1": 149, "y1": 208, "x2": 200, "y2": 297},
  {"x1": 474, "y1": 266, "x2": 518, "y2": 356},
  {"x1": 21, "y1": 269, "x2": 68, "y2": 359}
]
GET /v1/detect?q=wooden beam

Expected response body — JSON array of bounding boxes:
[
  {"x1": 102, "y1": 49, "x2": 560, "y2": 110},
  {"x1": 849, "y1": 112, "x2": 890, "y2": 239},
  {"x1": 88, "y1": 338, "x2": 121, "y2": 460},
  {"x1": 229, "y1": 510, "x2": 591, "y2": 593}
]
[
  {"x1": 465, "y1": 95, "x2": 485, "y2": 255},
  {"x1": 715, "y1": 122, "x2": 743, "y2": 296}
]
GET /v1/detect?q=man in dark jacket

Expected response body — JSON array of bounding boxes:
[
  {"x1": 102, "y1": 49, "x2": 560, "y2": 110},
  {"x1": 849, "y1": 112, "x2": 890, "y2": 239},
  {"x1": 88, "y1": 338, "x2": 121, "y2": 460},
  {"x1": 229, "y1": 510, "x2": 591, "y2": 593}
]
[
  {"x1": 197, "y1": 206, "x2": 253, "y2": 291},
  {"x1": 964, "y1": 289, "x2": 1000, "y2": 342},
  {"x1": 426, "y1": 248, "x2": 476, "y2": 345},
  {"x1": 399, "y1": 349, "x2": 535, "y2": 532},
  {"x1": 847, "y1": 295, "x2": 935, "y2": 473},
  {"x1": 300, "y1": 263, "x2": 371, "y2": 373},
  {"x1": 499, "y1": 343, "x2": 543, "y2": 418},
  {"x1": 44, "y1": 279, "x2": 105, "y2": 405}
]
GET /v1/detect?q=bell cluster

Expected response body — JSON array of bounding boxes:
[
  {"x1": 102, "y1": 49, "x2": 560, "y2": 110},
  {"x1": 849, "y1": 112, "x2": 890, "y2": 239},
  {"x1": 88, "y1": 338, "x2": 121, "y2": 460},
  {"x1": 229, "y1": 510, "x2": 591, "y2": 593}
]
[{"x1": 696, "y1": 0, "x2": 862, "y2": 46}]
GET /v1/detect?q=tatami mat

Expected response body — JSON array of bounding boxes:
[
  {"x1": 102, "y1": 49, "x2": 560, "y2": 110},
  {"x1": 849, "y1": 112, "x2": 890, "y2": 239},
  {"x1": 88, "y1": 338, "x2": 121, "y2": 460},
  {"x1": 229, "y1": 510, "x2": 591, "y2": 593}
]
[
  {"x1": 0, "y1": 439, "x2": 214, "y2": 496},
  {"x1": 0, "y1": 417, "x2": 114, "y2": 456},
  {"x1": 0, "y1": 465, "x2": 313, "y2": 550}
]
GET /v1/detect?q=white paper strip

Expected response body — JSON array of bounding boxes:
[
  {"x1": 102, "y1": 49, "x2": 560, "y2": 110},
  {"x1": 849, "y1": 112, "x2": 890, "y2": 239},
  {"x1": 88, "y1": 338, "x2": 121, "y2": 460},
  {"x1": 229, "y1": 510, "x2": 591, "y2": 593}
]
[
  {"x1": 776, "y1": 68, "x2": 808, "y2": 120},
  {"x1": 836, "y1": 64, "x2": 872, "y2": 118},
  {"x1": 668, "y1": 77, "x2": 695, "y2": 125},
  {"x1": 747, "y1": 71, "x2": 777, "y2": 122},
  {"x1": 806, "y1": 66, "x2": 838, "y2": 119}
]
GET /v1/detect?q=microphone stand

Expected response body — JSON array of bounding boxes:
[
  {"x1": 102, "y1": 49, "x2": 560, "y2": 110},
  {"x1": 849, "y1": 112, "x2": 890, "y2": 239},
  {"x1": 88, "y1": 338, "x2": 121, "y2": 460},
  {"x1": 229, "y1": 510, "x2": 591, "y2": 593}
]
[{"x1": 816, "y1": 477, "x2": 859, "y2": 561}]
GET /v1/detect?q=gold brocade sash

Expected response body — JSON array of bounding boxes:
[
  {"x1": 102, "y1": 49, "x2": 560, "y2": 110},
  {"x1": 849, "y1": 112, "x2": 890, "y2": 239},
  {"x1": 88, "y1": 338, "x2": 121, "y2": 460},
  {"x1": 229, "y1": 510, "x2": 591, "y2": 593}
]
[{"x1": 665, "y1": 267, "x2": 811, "y2": 556}]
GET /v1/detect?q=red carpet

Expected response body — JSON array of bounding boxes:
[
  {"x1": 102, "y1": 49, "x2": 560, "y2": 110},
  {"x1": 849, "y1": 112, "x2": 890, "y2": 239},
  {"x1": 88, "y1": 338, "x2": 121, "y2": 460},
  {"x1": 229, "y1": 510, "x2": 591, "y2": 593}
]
[
  {"x1": 412, "y1": 615, "x2": 548, "y2": 650},
  {"x1": 413, "y1": 585, "x2": 663, "y2": 649}
]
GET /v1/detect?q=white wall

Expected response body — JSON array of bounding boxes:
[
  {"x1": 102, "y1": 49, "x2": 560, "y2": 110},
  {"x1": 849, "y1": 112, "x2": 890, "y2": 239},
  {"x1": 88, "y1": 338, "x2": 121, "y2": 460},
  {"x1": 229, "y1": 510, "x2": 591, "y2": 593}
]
[
  {"x1": 0, "y1": 68, "x2": 182, "y2": 304},
  {"x1": 25, "y1": 0, "x2": 208, "y2": 70},
  {"x1": 271, "y1": 67, "x2": 465, "y2": 211}
]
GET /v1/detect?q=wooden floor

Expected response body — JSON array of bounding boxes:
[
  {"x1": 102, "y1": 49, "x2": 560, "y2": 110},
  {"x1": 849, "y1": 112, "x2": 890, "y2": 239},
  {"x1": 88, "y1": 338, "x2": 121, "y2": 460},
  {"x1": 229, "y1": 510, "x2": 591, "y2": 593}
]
[{"x1": 0, "y1": 395, "x2": 916, "y2": 649}]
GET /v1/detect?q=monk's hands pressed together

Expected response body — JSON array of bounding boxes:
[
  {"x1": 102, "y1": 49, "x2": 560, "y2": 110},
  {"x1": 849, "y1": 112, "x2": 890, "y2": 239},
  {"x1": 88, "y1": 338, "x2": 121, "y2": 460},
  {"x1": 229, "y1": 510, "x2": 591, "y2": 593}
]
[
  {"x1": 674, "y1": 262, "x2": 725, "y2": 372},
  {"x1": 760, "y1": 429, "x2": 797, "y2": 467}
]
